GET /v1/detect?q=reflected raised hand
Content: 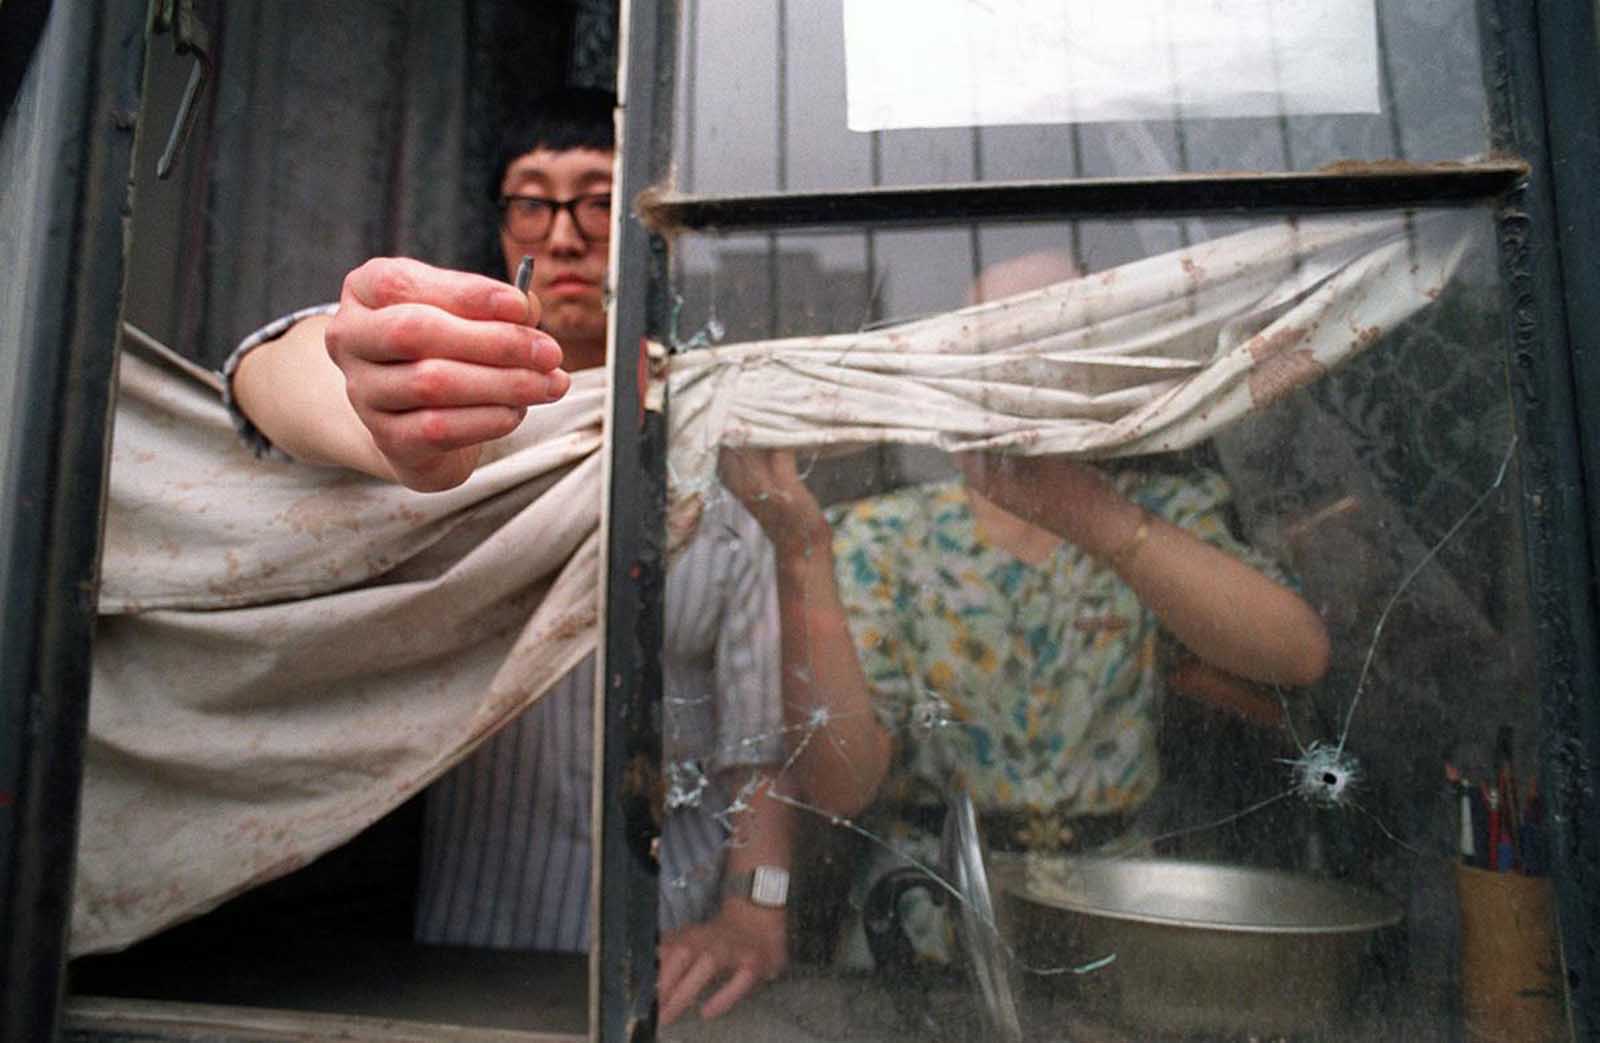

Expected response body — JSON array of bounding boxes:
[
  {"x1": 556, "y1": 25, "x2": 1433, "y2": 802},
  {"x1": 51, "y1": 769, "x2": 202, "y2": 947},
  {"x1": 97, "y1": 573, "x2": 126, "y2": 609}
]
[
  {"x1": 953, "y1": 450, "x2": 1139, "y2": 558},
  {"x1": 717, "y1": 448, "x2": 831, "y2": 555}
]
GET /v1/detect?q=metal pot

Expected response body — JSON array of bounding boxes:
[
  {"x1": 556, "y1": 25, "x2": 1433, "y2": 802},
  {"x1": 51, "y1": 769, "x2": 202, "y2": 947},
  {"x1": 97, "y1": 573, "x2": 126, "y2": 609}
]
[{"x1": 993, "y1": 857, "x2": 1403, "y2": 1037}]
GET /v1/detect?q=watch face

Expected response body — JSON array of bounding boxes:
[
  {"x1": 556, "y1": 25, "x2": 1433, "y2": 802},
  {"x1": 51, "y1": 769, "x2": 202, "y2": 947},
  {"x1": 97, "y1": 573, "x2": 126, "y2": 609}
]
[{"x1": 750, "y1": 864, "x2": 790, "y2": 907}]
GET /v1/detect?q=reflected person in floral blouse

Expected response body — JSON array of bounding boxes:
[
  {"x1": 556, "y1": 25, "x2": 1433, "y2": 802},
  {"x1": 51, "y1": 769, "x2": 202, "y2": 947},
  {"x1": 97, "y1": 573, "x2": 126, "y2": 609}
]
[{"x1": 719, "y1": 250, "x2": 1331, "y2": 964}]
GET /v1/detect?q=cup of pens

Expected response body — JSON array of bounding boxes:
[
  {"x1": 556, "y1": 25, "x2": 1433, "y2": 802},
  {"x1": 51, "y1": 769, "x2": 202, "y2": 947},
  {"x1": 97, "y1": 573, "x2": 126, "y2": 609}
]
[{"x1": 1452, "y1": 727, "x2": 1565, "y2": 1041}]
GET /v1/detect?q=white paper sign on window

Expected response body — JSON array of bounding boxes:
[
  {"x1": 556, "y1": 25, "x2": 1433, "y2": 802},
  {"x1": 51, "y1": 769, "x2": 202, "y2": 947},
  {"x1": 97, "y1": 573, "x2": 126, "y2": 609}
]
[{"x1": 842, "y1": 0, "x2": 1380, "y2": 132}]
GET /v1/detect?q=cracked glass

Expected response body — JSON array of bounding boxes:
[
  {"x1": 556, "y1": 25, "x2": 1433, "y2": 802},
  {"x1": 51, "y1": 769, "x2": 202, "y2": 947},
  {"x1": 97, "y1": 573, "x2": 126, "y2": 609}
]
[
  {"x1": 653, "y1": 4, "x2": 1566, "y2": 1041},
  {"x1": 658, "y1": 211, "x2": 1548, "y2": 1043}
]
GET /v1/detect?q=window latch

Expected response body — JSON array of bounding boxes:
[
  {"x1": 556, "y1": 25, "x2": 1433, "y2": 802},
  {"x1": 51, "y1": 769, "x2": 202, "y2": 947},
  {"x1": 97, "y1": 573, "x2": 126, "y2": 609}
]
[{"x1": 147, "y1": 0, "x2": 213, "y2": 180}]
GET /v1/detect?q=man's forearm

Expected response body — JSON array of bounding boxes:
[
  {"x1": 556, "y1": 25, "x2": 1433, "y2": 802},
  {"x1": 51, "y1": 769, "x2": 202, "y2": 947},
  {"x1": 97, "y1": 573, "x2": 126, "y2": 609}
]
[{"x1": 231, "y1": 315, "x2": 401, "y2": 481}]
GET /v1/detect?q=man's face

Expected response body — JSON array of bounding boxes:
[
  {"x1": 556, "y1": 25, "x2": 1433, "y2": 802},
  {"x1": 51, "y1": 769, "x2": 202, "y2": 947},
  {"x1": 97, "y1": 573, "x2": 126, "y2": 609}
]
[{"x1": 499, "y1": 147, "x2": 614, "y2": 367}]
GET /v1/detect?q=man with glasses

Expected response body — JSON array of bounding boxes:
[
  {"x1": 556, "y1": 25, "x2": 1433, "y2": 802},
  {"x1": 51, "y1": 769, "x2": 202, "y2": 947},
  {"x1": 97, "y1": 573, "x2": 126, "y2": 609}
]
[{"x1": 229, "y1": 88, "x2": 792, "y2": 1026}]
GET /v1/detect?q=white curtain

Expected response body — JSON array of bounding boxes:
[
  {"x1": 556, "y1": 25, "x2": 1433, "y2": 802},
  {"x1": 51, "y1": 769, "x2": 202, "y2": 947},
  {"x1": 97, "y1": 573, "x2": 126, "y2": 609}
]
[
  {"x1": 79, "y1": 348, "x2": 604, "y2": 953},
  {"x1": 667, "y1": 211, "x2": 1472, "y2": 499}
]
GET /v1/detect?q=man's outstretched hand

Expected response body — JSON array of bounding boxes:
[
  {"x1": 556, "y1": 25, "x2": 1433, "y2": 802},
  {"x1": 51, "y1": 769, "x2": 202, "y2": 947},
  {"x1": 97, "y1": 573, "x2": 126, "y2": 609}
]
[{"x1": 325, "y1": 257, "x2": 570, "y2": 490}]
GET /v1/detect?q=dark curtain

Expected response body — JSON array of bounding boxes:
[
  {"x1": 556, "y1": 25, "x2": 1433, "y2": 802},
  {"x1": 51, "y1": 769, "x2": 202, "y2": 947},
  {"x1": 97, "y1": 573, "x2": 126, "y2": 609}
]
[{"x1": 125, "y1": 0, "x2": 614, "y2": 370}]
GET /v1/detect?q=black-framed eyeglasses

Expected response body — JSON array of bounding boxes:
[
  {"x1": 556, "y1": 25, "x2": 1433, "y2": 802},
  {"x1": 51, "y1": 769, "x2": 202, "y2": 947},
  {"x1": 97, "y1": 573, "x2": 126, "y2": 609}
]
[{"x1": 498, "y1": 192, "x2": 612, "y2": 244}]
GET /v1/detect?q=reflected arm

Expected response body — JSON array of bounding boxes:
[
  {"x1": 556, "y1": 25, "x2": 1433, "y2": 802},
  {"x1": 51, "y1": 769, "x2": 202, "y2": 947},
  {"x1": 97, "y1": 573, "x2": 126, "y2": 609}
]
[
  {"x1": 771, "y1": 527, "x2": 893, "y2": 817},
  {"x1": 715, "y1": 768, "x2": 795, "y2": 902},
  {"x1": 719, "y1": 451, "x2": 893, "y2": 818},
  {"x1": 959, "y1": 454, "x2": 1331, "y2": 688},
  {"x1": 657, "y1": 767, "x2": 793, "y2": 1025}
]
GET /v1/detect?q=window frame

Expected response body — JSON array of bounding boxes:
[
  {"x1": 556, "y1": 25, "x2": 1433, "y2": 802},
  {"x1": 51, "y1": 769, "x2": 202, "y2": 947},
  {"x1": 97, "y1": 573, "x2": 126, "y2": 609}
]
[
  {"x1": 598, "y1": 0, "x2": 1600, "y2": 1039},
  {"x1": 0, "y1": 1, "x2": 1595, "y2": 1041},
  {"x1": 1, "y1": 3, "x2": 145, "y2": 1040}
]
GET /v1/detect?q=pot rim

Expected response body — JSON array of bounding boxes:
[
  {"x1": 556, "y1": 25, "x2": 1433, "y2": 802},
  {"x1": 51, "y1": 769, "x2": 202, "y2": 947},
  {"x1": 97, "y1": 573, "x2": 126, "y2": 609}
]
[{"x1": 995, "y1": 857, "x2": 1405, "y2": 936}]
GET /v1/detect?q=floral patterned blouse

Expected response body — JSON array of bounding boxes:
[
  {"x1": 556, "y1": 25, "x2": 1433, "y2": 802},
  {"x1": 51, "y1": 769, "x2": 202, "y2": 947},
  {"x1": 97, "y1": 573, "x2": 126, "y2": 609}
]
[{"x1": 827, "y1": 467, "x2": 1283, "y2": 822}]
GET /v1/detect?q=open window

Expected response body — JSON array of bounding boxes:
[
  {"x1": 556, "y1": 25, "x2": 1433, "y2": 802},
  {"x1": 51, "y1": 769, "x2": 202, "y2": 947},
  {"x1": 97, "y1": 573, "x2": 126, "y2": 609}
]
[
  {"x1": 6, "y1": 2, "x2": 619, "y2": 1040},
  {"x1": 3, "y1": 3, "x2": 1599, "y2": 1043}
]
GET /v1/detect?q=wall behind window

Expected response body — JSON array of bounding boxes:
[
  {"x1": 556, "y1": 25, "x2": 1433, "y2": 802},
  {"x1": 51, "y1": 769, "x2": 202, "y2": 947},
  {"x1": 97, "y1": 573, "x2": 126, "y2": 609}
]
[{"x1": 123, "y1": 0, "x2": 594, "y2": 371}]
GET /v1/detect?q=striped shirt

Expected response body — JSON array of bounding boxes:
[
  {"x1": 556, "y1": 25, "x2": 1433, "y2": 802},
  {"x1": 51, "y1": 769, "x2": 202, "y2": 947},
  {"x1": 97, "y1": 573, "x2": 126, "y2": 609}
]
[{"x1": 415, "y1": 489, "x2": 782, "y2": 951}]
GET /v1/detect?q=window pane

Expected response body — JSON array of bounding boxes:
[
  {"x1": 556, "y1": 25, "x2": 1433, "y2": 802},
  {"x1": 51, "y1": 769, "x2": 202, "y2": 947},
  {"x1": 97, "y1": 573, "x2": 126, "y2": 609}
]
[
  {"x1": 673, "y1": 0, "x2": 1489, "y2": 194},
  {"x1": 659, "y1": 209, "x2": 1566, "y2": 1041}
]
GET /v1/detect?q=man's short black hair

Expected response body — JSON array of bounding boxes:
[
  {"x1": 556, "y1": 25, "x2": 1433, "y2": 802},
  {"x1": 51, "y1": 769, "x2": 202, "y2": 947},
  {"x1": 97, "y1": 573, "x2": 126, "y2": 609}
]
[{"x1": 491, "y1": 86, "x2": 616, "y2": 199}]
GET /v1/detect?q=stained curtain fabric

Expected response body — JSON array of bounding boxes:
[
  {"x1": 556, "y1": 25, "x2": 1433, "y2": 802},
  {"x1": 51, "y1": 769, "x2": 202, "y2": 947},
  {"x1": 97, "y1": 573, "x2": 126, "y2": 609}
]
[
  {"x1": 666, "y1": 211, "x2": 1474, "y2": 503},
  {"x1": 75, "y1": 209, "x2": 1472, "y2": 953},
  {"x1": 77, "y1": 341, "x2": 605, "y2": 953}
]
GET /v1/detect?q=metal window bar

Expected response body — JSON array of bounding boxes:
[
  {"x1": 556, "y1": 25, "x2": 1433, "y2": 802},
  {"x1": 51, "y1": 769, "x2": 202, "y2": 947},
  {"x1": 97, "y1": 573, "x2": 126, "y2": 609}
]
[
  {"x1": 1477, "y1": 1, "x2": 1600, "y2": 1038},
  {"x1": 768, "y1": 0, "x2": 787, "y2": 341},
  {"x1": 598, "y1": 1, "x2": 677, "y2": 1040},
  {"x1": 0, "y1": 4, "x2": 146, "y2": 1041},
  {"x1": 636, "y1": 162, "x2": 1529, "y2": 235}
]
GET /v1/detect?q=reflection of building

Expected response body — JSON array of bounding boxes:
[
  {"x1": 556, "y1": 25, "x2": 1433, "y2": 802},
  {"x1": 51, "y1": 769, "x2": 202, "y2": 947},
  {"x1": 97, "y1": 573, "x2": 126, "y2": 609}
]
[{"x1": 673, "y1": 247, "x2": 869, "y2": 343}]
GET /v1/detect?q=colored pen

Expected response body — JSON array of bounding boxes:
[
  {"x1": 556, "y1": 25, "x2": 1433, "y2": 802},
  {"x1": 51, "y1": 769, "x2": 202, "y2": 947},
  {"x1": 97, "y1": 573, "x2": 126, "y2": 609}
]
[{"x1": 1496, "y1": 834, "x2": 1516, "y2": 872}]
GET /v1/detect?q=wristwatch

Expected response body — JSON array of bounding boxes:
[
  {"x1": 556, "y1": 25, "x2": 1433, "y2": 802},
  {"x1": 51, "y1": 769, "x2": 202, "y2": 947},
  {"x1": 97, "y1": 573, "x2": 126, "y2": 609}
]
[{"x1": 723, "y1": 864, "x2": 790, "y2": 908}]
